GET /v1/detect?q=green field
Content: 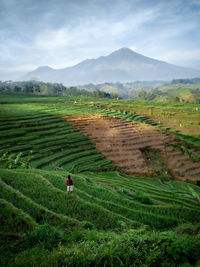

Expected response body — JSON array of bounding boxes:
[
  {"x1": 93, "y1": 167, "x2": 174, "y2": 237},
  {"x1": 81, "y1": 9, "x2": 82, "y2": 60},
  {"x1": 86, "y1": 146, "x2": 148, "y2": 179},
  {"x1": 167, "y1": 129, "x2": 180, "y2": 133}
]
[{"x1": 1, "y1": 94, "x2": 200, "y2": 266}]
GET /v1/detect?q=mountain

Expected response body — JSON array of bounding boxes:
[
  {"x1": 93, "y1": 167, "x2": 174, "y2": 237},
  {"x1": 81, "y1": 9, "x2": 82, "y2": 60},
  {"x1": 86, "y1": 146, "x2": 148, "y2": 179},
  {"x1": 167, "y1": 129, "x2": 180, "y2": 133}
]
[
  {"x1": 21, "y1": 48, "x2": 200, "y2": 85},
  {"x1": 24, "y1": 66, "x2": 55, "y2": 81}
]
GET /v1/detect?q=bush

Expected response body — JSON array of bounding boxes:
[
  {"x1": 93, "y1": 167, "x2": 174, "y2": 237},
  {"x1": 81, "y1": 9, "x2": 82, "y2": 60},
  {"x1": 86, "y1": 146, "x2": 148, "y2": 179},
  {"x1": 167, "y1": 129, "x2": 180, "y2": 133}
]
[
  {"x1": 175, "y1": 223, "x2": 200, "y2": 235},
  {"x1": 9, "y1": 229, "x2": 200, "y2": 266},
  {"x1": 159, "y1": 231, "x2": 200, "y2": 265}
]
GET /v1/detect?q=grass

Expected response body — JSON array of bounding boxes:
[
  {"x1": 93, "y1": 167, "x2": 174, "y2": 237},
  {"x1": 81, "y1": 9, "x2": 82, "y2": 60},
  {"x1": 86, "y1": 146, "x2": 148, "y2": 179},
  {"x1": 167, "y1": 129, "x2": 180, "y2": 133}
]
[
  {"x1": 1, "y1": 93, "x2": 200, "y2": 266},
  {"x1": 1, "y1": 168, "x2": 200, "y2": 266},
  {"x1": 0, "y1": 104, "x2": 115, "y2": 172}
]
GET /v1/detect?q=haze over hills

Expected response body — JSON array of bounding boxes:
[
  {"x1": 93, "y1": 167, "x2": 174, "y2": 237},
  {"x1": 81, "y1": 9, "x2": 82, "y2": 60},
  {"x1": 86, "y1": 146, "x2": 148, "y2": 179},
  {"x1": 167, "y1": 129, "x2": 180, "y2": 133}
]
[{"x1": 22, "y1": 48, "x2": 200, "y2": 86}]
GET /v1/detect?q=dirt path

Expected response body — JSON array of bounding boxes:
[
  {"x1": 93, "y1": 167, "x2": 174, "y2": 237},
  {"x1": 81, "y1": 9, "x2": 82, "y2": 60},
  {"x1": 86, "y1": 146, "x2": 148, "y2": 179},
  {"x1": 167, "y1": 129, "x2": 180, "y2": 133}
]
[{"x1": 62, "y1": 114, "x2": 200, "y2": 182}]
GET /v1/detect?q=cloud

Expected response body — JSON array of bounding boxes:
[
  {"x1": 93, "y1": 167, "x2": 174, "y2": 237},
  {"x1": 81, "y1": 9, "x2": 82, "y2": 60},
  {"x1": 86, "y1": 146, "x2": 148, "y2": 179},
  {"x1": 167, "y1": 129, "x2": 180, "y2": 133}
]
[
  {"x1": 34, "y1": 28, "x2": 71, "y2": 51},
  {"x1": 158, "y1": 49, "x2": 200, "y2": 67},
  {"x1": 0, "y1": 0, "x2": 200, "y2": 79}
]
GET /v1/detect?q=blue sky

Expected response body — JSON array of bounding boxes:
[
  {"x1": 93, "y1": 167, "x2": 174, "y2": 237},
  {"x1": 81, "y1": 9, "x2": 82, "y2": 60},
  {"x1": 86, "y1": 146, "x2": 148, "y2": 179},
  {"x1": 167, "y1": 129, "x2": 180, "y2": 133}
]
[{"x1": 0, "y1": 0, "x2": 200, "y2": 80}]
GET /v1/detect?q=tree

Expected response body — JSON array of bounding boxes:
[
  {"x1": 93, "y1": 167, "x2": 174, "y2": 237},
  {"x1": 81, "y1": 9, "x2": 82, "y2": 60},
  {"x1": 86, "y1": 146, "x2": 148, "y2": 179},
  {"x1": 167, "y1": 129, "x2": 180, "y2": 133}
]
[{"x1": 14, "y1": 86, "x2": 22, "y2": 92}]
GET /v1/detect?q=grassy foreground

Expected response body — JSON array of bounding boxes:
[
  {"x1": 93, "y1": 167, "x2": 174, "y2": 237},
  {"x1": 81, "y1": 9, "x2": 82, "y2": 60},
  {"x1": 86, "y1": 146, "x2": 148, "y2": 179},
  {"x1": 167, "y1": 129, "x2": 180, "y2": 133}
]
[
  {"x1": 1, "y1": 168, "x2": 200, "y2": 266},
  {"x1": 0, "y1": 94, "x2": 200, "y2": 266}
]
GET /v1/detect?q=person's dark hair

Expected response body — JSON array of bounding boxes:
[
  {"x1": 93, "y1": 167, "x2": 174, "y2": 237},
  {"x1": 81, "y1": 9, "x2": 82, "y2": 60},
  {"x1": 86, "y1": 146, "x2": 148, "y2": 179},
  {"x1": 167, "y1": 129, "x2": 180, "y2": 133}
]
[{"x1": 68, "y1": 175, "x2": 71, "y2": 179}]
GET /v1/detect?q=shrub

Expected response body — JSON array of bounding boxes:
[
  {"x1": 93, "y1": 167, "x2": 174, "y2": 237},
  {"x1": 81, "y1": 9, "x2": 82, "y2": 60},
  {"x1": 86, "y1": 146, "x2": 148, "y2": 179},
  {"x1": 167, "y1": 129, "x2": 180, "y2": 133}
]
[
  {"x1": 159, "y1": 231, "x2": 200, "y2": 265},
  {"x1": 175, "y1": 223, "x2": 200, "y2": 235}
]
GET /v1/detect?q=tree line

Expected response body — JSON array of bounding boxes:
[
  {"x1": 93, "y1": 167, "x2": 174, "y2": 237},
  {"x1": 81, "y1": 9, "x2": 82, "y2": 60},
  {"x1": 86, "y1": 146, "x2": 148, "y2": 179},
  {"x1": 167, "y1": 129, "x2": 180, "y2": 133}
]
[{"x1": 0, "y1": 81, "x2": 118, "y2": 99}]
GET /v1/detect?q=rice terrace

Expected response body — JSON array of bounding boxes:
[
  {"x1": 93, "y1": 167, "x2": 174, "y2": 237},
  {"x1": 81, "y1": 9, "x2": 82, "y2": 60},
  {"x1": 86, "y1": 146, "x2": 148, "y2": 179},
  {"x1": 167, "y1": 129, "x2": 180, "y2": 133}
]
[
  {"x1": 0, "y1": 91, "x2": 200, "y2": 266},
  {"x1": 1, "y1": 0, "x2": 200, "y2": 265}
]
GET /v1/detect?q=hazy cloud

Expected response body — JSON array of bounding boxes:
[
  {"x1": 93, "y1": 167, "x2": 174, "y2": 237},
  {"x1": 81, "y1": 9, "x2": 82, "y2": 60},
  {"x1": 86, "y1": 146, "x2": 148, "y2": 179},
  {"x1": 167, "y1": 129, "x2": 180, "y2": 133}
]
[{"x1": 0, "y1": 0, "x2": 200, "y2": 79}]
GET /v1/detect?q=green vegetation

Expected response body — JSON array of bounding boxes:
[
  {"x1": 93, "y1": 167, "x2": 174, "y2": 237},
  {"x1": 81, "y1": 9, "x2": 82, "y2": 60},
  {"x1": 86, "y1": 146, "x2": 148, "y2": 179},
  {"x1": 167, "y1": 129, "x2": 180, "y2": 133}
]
[
  {"x1": 170, "y1": 78, "x2": 200, "y2": 85},
  {"x1": 79, "y1": 80, "x2": 167, "y2": 98},
  {"x1": 171, "y1": 144, "x2": 200, "y2": 162},
  {"x1": 1, "y1": 168, "x2": 200, "y2": 266},
  {"x1": 1, "y1": 93, "x2": 200, "y2": 266},
  {"x1": 84, "y1": 98, "x2": 200, "y2": 139},
  {"x1": 0, "y1": 103, "x2": 116, "y2": 173},
  {"x1": 0, "y1": 80, "x2": 118, "y2": 98},
  {"x1": 1, "y1": 79, "x2": 200, "y2": 103},
  {"x1": 137, "y1": 83, "x2": 200, "y2": 103}
]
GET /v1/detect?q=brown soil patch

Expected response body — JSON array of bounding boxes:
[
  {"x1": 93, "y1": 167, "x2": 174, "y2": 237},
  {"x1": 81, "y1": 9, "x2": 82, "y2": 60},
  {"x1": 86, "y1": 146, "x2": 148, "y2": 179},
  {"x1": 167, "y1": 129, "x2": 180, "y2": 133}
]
[{"x1": 62, "y1": 114, "x2": 200, "y2": 182}]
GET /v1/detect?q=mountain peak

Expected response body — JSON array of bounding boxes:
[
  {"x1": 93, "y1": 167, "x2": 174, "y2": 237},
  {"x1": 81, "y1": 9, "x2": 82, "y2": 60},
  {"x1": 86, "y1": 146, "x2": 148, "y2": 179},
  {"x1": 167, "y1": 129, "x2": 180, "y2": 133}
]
[
  {"x1": 36, "y1": 66, "x2": 54, "y2": 71},
  {"x1": 22, "y1": 48, "x2": 199, "y2": 85},
  {"x1": 118, "y1": 47, "x2": 134, "y2": 51},
  {"x1": 110, "y1": 47, "x2": 135, "y2": 55},
  {"x1": 107, "y1": 47, "x2": 147, "y2": 62}
]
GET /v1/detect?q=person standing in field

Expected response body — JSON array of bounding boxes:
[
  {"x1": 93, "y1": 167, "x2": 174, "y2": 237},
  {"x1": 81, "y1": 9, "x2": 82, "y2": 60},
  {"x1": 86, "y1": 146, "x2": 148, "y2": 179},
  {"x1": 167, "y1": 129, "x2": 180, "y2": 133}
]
[{"x1": 66, "y1": 174, "x2": 74, "y2": 194}]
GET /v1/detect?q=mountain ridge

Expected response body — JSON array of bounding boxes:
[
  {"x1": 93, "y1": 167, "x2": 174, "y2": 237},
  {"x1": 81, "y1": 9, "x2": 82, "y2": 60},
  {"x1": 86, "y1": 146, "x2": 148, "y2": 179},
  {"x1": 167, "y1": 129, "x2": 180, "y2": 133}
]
[{"x1": 21, "y1": 47, "x2": 200, "y2": 85}]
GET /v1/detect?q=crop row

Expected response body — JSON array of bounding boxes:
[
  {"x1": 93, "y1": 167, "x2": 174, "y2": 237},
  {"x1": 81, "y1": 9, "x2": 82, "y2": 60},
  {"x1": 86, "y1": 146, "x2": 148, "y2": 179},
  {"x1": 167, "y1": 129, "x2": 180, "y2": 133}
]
[
  {"x1": 0, "y1": 169, "x2": 133, "y2": 230},
  {"x1": 97, "y1": 109, "x2": 200, "y2": 148},
  {"x1": 11, "y1": 169, "x2": 200, "y2": 230},
  {"x1": 0, "y1": 106, "x2": 115, "y2": 172},
  {"x1": 84, "y1": 172, "x2": 200, "y2": 209}
]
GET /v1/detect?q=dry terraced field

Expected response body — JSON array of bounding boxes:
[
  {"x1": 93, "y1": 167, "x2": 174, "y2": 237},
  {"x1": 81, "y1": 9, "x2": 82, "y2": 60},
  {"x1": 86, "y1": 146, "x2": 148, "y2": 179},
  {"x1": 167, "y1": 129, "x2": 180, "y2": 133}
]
[{"x1": 64, "y1": 114, "x2": 200, "y2": 182}]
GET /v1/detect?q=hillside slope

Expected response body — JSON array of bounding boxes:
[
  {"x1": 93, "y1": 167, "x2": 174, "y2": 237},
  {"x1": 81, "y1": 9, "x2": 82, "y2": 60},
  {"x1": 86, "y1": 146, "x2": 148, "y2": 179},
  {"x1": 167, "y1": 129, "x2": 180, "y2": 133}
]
[
  {"x1": 1, "y1": 168, "x2": 200, "y2": 266},
  {"x1": 22, "y1": 48, "x2": 200, "y2": 85},
  {"x1": 137, "y1": 83, "x2": 200, "y2": 104},
  {"x1": 1, "y1": 94, "x2": 200, "y2": 266}
]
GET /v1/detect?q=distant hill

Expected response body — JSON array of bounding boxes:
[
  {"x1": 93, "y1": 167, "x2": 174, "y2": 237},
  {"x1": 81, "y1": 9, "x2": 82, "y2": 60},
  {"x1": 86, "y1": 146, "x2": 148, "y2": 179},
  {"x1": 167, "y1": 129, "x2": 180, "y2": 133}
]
[
  {"x1": 170, "y1": 77, "x2": 200, "y2": 85},
  {"x1": 78, "y1": 80, "x2": 168, "y2": 98},
  {"x1": 21, "y1": 48, "x2": 200, "y2": 85},
  {"x1": 137, "y1": 83, "x2": 200, "y2": 103}
]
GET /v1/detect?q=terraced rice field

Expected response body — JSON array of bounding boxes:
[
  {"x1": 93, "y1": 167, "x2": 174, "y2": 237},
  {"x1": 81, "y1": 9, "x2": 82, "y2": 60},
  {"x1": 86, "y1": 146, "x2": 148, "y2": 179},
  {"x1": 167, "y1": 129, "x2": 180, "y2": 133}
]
[
  {"x1": 1, "y1": 167, "x2": 200, "y2": 266},
  {"x1": 64, "y1": 114, "x2": 200, "y2": 182},
  {"x1": 1, "y1": 168, "x2": 199, "y2": 231},
  {"x1": 1, "y1": 96, "x2": 200, "y2": 266},
  {"x1": 0, "y1": 107, "x2": 115, "y2": 173},
  {"x1": 85, "y1": 99, "x2": 200, "y2": 139}
]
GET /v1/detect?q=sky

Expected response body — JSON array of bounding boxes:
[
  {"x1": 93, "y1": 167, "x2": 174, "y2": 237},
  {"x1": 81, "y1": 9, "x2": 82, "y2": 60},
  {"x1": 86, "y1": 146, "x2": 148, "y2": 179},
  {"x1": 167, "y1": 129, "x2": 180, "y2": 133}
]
[{"x1": 0, "y1": 0, "x2": 200, "y2": 80}]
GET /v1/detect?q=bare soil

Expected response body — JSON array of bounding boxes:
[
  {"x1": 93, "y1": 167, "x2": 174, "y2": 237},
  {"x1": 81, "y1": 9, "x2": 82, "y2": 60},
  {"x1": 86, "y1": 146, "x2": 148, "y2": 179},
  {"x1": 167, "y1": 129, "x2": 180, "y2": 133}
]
[{"x1": 62, "y1": 114, "x2": 200, "y2": 182}]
